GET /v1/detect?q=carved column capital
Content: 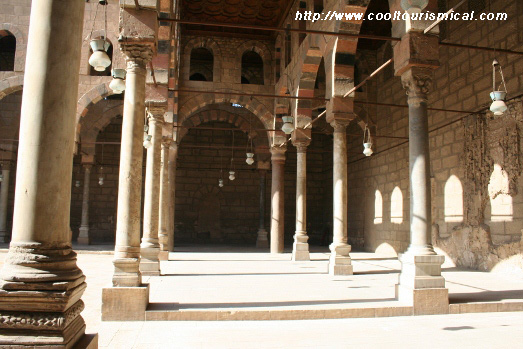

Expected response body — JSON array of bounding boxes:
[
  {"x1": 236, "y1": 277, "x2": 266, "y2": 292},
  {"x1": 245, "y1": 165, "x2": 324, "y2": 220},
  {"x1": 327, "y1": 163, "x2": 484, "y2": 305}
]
[
  {"x1": 270, "y1": 146, "x2": 286, "y2": 163},
  {"x1": 293, "y1": 140, "x2": 310, "y2": 153},
  {"x1": 330, "y1": 119, "x2": 350, "y2": 132},
  {"x1": 121, "y1": 43, "x2": 154, "y2": 73},
  {"x1": 161, "y1": 138, "x2": 172, "y2": 149},
  {"x1": 401, "y1": 67, "x2": 434, "y2": 105},
  {"x1": 147, "y1": 106, "x2": 166, "y2": 124}
]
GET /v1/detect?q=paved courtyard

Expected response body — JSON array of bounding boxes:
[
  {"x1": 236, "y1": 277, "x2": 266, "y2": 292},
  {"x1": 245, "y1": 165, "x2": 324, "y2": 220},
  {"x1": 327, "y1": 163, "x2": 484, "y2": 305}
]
[{"x1": 1, "y1": 245, "x2": 523, "y2": 348}]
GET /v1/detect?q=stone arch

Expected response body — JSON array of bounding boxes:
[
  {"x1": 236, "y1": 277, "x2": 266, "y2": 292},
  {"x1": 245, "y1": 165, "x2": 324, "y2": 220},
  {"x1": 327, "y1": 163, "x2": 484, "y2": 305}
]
[
  {"x1": 0, "y1": 74, "x2": 24, "y2": 100},
  {"x1": 177, "y1": 92, "x2": 274, "y2": 135},
  {"x1": 294, "y1": 45, "x2": 323, "y2": 125},
  {"x1": 182, "y1": 37, "x2": 222, "y2": 82},
  {"x1": 80, "y1": 103, "x2": 124, "y2": 156},
  {"x1": 190, "y1": 184, "x2": 226, "y2": 209},
  {"x1": 75, "y1": 81, "x2": 115, "y2": 143},
  {"x1": 237, "y1": 40, "x2": 272, "y2": 85},
  {"x1": 0, "y1": 23, "x2": 26, "y2": 72}
]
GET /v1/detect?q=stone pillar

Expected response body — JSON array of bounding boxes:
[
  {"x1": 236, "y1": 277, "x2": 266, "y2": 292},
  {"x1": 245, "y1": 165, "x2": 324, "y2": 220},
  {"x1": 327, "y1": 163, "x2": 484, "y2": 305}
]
[
  {"x1": 0, "y1": 0, "x2": 93, "y2": 346},
  {"x1": 329, "y1": 120, "x2": 353, "y2": 275},
  {"x1": 256, "y1": 169, "x2": 269, "y2": 248},
  {"x1": 140, "y1": 108, "x2": 165, "y2": 276},
  {"x1": 292, "y1": 141, "x2": 311, "y2": 261},
  {"x1": 77, "y1": 164, "x2": 92, "y2": 245},
  {"x1": 270, "y1": 146, "x2": 286, "y2": 253},
  {"x1": 0, "y1": 162, "x2": 10, "y2": 243},
  {"x1": 395, "y1": 67, "x2": 447, "y2": 313},
  {"x1": 167, "y1": 143, "x2": 178, "y2": 252},
  {"x1": 111, "y1": 44, "x2": 153, "y2": 288},
  {"x1": 158, "y1": 138, "x2": 170, "y2": 260}
]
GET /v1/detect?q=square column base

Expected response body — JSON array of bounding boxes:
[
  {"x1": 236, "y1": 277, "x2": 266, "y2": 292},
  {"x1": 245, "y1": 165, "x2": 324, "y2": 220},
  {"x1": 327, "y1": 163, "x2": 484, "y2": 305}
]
[
  {"x1": 256, "y1": 229, "x2": 269, "y2": 248},
  {"x1": 102, "y1": 284, "x2": 149, "y2": 321},
  {"x1": 396, "y1": 253, "x2": 448, "y2": 315},
  {"x1": 158, "y1": 251, "x2": 169, "y2": 261},
  {"x1": 292, "y1": 242, "x2": 310, "y2": 261},
  {"x1": 328, "y1": 244, "x2": 353, "y2": 275},
  {"x1": 77, "y1": 227, "x2": 89, "y2": 245}
]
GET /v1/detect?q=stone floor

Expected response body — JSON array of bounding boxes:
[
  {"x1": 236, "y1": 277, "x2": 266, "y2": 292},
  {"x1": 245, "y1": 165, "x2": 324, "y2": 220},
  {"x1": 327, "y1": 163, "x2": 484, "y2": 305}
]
[{"x1": 1, "y1": 244, "x2": 523, "y2": 348}]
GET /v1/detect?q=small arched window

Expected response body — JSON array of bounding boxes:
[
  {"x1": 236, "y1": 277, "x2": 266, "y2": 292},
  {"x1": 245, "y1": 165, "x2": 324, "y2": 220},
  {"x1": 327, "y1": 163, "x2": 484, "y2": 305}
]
[
  {"x1": 314, "y1": 0, "x2": 324, "y2": 13},
  {"x1": 89, "y1": 39, "x2": 113, "y2": 77},
  {"x1": 444, "y1": 175, "x2": 464, "y2": 223},
  {"x1": 190, "y1": 47, "x2": 214, "y2": 82},
  {"x1": 488, "y1": 164, "x2": 513, "y2": 222},
  {"x1": 241, "y1": 51, "x2": 264, "y2": 85},
  {"x1": 0, "y1": 32, "x2": 16, "y2": 71},
  {"x1": 374, "y1": 190, "x2": 383, "y2": 224},
  {"x1": 391, "y1": 186, "x2": 403, "y2": 224}
]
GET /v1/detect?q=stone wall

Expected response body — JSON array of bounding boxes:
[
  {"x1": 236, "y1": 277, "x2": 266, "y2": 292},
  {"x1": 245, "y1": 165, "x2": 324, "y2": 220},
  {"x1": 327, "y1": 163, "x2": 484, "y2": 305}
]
[{"x1": 347, "y1": 0, "x2": 523, "y2": 271}]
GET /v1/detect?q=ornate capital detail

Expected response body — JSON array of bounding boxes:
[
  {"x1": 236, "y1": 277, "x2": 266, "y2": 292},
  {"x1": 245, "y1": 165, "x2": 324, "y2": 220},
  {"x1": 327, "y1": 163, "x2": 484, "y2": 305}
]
[
  {"x1": 161, "y1": 138, "x2": 172, "y2": 149},
  {"x1": 293, "y1": 141, "x2": 310, "y2": 153},
  {"x1": 147, "y1": 106, "x2": 166, "y2": 124},
  {"x1": 0, "y1": 300, "x2": 84, "y2": 331},
  {"x1": 330, "y1": 120, "x2": 350, "y2": 133},
  {"x1": 401, "y1": 67, "x2": 434, "y2": 104},
  {"x1": 121, "y1": 44, "x2": 154, "y2": 73},
  {"x1": 270, "y1": 146, "x2": 286, "y2": 163}
]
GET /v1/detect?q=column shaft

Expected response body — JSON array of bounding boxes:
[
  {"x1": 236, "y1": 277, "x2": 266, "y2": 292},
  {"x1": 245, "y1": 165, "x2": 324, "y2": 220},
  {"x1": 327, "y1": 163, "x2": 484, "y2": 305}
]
[
  {"x1": 158, "y1": 140, "x2": 170, "y2": 252},
  {"x1": 328, "y1": 121, "x2": 353, "y2": 275},
  {"x1": 167, "y1": 144, "x2": 178, "y2": 252},
  {"x1": 256, "y1": 170, "x2": 268, "y2": 248},
  {"x1": 270, "y1": 147, "x2": 285, "y2": 253},
  {"x1": 0, "y1": 164, "x2": 10, "y2": 242},
  {"x1": 113, "y1": 46, "x2": 152, "y2": 287},
  {"x1": 0, "y1": 0, "x2": 88, "y2": 345},
  {"x1": 140, "y1": 112, "x2": 164, "y2": 275},
  {"x1": 292, "y1": 144, "x2": 310, "y2": 261},
  {"x1": 78, "y1": 164, "x2": 92, "y2": 245}
]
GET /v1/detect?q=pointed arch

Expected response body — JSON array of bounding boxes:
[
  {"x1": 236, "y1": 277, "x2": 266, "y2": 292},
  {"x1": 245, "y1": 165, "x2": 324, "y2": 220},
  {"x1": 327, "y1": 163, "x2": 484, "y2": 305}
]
[
  {"x1": 391, "y1": 186, "x2": 403, "y2": 224},
  {"x1": 374, "y1": 190, "x2": 383, "y2": 224},
  {"x1": 444, "y1": 175, "x2": 464, "y2": 223}
]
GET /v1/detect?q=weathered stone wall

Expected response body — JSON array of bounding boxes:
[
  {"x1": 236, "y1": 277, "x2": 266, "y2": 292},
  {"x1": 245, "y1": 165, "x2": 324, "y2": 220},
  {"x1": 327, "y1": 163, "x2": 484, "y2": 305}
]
[{"x1": 348, "y1": 0, "x2": 523, "y2": 271}]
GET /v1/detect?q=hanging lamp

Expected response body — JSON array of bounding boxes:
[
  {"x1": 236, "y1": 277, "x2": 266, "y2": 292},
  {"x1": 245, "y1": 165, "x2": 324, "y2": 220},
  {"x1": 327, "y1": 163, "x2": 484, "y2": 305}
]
[
  {"x1": 245, "y1": 117, "x2": 255, "y2": 165},
  {"x1": 109, "y1": 69, "x2": 126, "y2": 94},
  {"x1": 88, "y1": 0, "x2": 111, "y2": 72},
  {"x1": 490, "y1": 59, "x2": 508, "y2": 116},
  {"x1": 363, "y1": 125, "x2": 373, "y2": 157},
  {"x1": 281, "y1": 115, "x2": 295, "y2": 135},
  {"x1": 401, "y1": 0, "x2": 428, "y2": 13},
  {"x1": 98, "y1": 143, "x2": 105, "y2": 185},
  {"x1": 229, "y1": 131, "x2": 236, "y2": 181}
]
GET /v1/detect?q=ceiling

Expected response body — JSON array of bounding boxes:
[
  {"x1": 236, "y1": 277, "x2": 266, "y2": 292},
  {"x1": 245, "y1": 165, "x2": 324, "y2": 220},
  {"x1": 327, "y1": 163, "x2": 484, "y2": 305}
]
[{"x1": 181, "y1": 0, "x2": 294, "y2": 39}]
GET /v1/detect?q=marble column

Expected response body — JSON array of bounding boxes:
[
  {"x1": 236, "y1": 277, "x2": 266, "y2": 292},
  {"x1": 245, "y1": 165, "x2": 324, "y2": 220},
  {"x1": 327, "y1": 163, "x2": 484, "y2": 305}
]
[
  {"x1": 256, "y1": 170, "x2": 269, "y2": 248},
  {"x1": 396, "y1": 67, "x2": 446, "y2": 307},
  {"x1": 329, "y1": 120, "x2": 353, "y2": 275},
  {"x1": 77, "y1": 164, "x2": 92, "y2": 245},
  {"x1": 0, "y1": 0, "x2": 90, "y2": 346},
  {"x1": 167, "y1": 143, "x2": 178, "y2": 252},
  {"x1": 158, "y1": 139, "x2": 170, "y2": 260},
  {"x1": 292, "y1": 141, "x2": 311, "y2": 261},
  {"x1": 0, "y1": 162, "x2": 10, "y2": 243},
  {"x1": 270, "y1": 146, "x2": 286, "y2": 253},
  {"x1": 112, "y1": 44, "x2": 153, "y2": 287},
  {"x1": 140, "y1": 109, "x2": 164, "y2": 276}
]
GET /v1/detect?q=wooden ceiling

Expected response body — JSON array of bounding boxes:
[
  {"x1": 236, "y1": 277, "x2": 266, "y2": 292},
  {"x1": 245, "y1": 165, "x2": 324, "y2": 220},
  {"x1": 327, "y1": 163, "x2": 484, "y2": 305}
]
[{"x1": 181, "y1": 0, "x2": 294, "y2": 39}]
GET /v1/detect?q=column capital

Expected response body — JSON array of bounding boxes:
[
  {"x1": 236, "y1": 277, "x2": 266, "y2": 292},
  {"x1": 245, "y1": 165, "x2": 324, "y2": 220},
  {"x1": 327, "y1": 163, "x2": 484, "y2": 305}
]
[
  {"x1": 401, "y1": 67, "x2": 434, "y2": 105},
  {"x1": 147, "y1": 106, "x2": 166, "y2": 124},
  {"x1": 121, "y1": 43, "x2": 154, "y2": 73},
  {"x1": 293, "y1": 140, "x2": 310, "y2": 153},
  {"x1": 330, "y1": 119, "x2": 350, "y2": 132},
  {"x1": 161, "y1": 137, "x2": 172, "y2": 149},
  {"x1": 270, "y1": 146, "x2": 286, "y2": 163},
  {"x1": 82, "y1": 163, "x2": 93, "y2": 171}
]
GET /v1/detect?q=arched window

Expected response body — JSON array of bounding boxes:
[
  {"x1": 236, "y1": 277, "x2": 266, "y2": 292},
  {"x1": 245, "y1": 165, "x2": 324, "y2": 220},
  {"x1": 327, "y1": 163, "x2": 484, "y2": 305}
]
[
  {"x1": 314, "y1": 0, "x2": 324, "y2": 13},
  {"x1": 190, "y1": 47, "x2": 213, "y2": 82},
  {"x1": 89, "y1": 39, "x2": 113, "y2": 77},
  {"x1": 488, "y1": 164, "x2": 513, "y2": 222},
  {"x1": 444, "y1": 175, "x2": 464, "y2": 223},
  {"x1": 374, "y1": 190, "x2": 383, "y2": 224},
  {"x1": 241, "y1": 51, "x2": 264, "y2": 85},
  {"x1": 391, "y1": 186, "x2": 403, "y2": 224},
  {"x1": 0, "y1": 32, "x2": 16, "y2": 71}
]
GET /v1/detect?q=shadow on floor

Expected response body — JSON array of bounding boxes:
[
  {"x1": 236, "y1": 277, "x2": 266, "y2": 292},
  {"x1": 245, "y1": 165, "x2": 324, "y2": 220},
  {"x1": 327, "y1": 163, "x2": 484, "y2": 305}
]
[{"x1": 449, "y1": 289, "x2": 523, "y2": 304}]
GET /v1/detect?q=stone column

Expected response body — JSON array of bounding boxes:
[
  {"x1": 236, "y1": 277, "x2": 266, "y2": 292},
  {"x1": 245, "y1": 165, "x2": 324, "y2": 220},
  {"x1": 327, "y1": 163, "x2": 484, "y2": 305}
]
[
  {"x1": 292, "y1": 141, "x2": 311, "y2": 261},
  {"x1": 329, "y1": 120, "x2": 353, "y2": 275},
  {"x1": 77, "y1": 164, "x2": 92, "y2": 245},
  {"x1": 270, "y1": 146, "x2": 286, "y2": 253},
  {"x1": 158, "y1": 138, "x2": 170, "y2": 260},
  {"x1": 140, "y1": 108, "x2": 164, "y2": 276},
  {"x1": 0, "y1": 162, "x2": 10, "y2": 243},
  {"x1": 396, "y1": 67, "x2": 447, "y2": 312},
  {"x1": 167, "y1": 143, "x2": 178, "y2": 252},
  {"x1": 0, "y1": 0, "x2": 92, "y2": 346},
  {"x1": 111, "y1": 44, "x2": 153, "y2": 287},
  {"x1": 256, "y1": 170, "x2": 269, "y2": 248}
]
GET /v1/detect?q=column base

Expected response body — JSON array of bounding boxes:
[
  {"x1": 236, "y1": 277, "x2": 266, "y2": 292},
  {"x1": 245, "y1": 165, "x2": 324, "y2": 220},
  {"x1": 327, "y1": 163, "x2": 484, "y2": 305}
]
[
  {"x1": 77, "y1": 227, "x2": 89, "y2": 245},
  {"x1": 101, "y1": 283, "x2": 150, "y2": 321},
  {"x1": 112, "y1": 257, "x2": 141, "y2": 287},
  {"x1": 396, "y1": 252, "x2": 448, "y2": 315},
  {"x1": 291, "y1": 232, "x2": 310, "y2": 261},
  {"x1": 328, "y1": 243, "x2": 353, "y2": 275},
  {"x1": 140, "y1": 245, "x2": 160, "y2": 276},
  {"x1": 158, "y1": 250, "x2": 169, "y2": 261},
  {"x1": 256, "y1": 229, "x2": 269, "y2": 248}
]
